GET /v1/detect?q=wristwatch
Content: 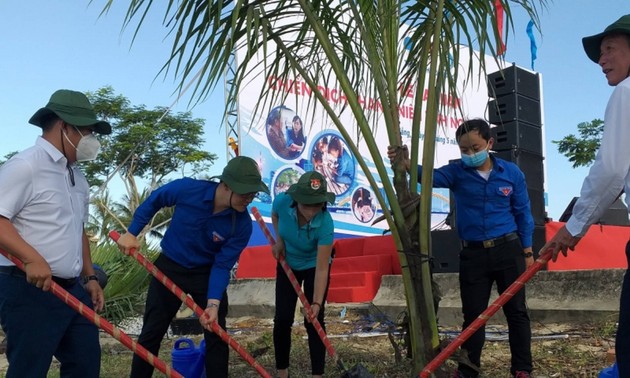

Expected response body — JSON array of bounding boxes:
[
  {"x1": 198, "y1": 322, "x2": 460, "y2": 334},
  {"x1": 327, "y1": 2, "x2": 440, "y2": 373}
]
[
  {"x1": 523, "y1": 252, "x2": 534, "y2": 258},
  {"x1": 83, "y1": 275, "x2": 99, "y2": 284}
]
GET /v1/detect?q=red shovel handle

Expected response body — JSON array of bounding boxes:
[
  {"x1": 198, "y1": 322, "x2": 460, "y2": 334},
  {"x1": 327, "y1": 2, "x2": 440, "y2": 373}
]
[
  {"x1": 109, "y1": 231, "x2": 272, "y2": 378},
  {"x1": 250, "y1": 207, "x2": 344, "y2": 368},
  {"x1": 0, "y1": 248, "x2": 182, "y2": 378},
  {"x1": 419, "y1": 250, "x2": 552, "y2": 377}
]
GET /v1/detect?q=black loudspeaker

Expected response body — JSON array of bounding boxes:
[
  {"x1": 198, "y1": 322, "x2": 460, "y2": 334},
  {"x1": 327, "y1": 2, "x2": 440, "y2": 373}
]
[
  {"x1": 487, "y1": 65, "x2": 540, "y2": 101},
  {"x1": 488, "y1": 94, "x2": 542, "y2": 126},
  {"x1": 559, "y1": 197, "x2": 630, "y2": 226},
  {"x1": 527, "y1": 187, "x2": 547, "y2": 226},
  {"x1": 445, "y1": 166, "x2": 459, "y2": 230},
  {"x1": 493, "y1": 149, "x2": 544, "y2": 190},
  {"x1": 491, "y1": 122, "x2": 543, "y2": 156},
  {"x1": 532, "y1": 225, "x2": 546, "y2": 270},
  {"x1": 431, "y1": 229, "x2": 461, "y2": 273}
]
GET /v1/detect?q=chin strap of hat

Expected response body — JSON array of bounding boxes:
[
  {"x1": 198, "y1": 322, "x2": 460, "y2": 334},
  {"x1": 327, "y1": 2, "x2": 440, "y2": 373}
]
[
  {"x1": 60, "y1": 127, "x2": 68, "y2": 159},
  {"x1": 60, "y1": 127, "x2": 75, "y2": 186},
  {"x1": 228, "y1": 190, "x2": 235, "y2": 209},
  {"x1": 225, "y1": 188, "x2": 238, "y2": 236}
]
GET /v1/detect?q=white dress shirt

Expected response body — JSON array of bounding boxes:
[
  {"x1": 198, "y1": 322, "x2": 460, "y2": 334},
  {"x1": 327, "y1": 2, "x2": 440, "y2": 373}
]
[
  {"x1": 566, "y1": 76, "x2": 630, "y2": 236},
  {"x1": 0, "y1": 137, "x2": 88, "y2": 278}
]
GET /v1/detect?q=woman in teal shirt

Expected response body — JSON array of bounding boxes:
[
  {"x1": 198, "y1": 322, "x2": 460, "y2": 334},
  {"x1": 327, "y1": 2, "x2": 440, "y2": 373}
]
[{"x1": 271, "y1": 171, "x2": 335, "y2": 378}]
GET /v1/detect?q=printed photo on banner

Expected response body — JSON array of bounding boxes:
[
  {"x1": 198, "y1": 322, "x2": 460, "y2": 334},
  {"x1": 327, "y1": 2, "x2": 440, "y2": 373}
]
[
  {"x1": 272, "y1": 166, "x2": 303, "y2": 197},
  {"x1": 352, "y1": 187, "x2": 376, "y2": 223},
  {"x1": 265, "y1": 105, "x2": 306, "y2": 161},
  {"x1": 309, "y1": 132, "x2": 355, "y2": 196}
]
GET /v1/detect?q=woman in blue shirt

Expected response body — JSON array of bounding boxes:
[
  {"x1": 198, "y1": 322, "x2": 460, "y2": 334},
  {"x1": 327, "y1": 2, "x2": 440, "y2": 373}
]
[
  {"x1": 271, "y1": 171, "x2": 335, "y2": 378},
  {"x1": 388, "y1": 119, "x2": 534, "y2": 378},
  {"x1": 286, "y1": 115, "x2": 306, "y2": 159}
]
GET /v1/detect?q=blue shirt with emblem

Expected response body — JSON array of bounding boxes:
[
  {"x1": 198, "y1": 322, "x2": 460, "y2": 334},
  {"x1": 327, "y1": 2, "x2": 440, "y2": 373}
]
[
  {"x1": 418, "y1": 156, "x2": 534, "y2": 248},
  {"x1": 272, "y1": 192, "x2": 334, "y2": 270},
  {"x1": 127, "y1": 178, "x2": 252, "y2": 300}
]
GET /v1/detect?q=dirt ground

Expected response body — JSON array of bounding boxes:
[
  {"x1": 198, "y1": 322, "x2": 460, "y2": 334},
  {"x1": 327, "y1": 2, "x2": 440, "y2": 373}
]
[
  {"x1": 0, "y1": 311, "x2": 618, "y2": 377},
  {"x1": 221, "y1": 312, "x2": 617, "y2": 377}
]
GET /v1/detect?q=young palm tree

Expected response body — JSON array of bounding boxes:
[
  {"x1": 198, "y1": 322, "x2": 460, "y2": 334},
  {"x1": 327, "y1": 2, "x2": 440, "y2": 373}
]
[{"x1": 102, "y1": 0, "x2": 547, "y2": 371}]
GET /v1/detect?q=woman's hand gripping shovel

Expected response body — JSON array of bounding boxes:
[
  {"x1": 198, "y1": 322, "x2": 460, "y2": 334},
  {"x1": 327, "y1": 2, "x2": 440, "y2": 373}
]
[
  {"x1": 251, "y1": 207, "x2": 372, "y2": 378},
  {"x1": 0, "y1": 248, "x2": 183, "y2": 378},
  {"x1": 109, "y1": 230, "x2": 272, "y2": 378}
]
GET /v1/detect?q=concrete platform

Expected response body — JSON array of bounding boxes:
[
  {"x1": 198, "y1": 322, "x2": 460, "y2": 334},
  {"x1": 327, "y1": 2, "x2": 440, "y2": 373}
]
[{"x1": 227, "y1": 269, "x2": 625, "y2": 326}]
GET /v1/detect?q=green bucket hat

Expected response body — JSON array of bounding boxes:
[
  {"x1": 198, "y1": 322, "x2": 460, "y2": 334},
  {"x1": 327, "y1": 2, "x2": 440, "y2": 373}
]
[
  {"x1": 29, "y1": 89, "x2": 112, "y2": 135},
  {"x1": 583, "y1": 14, "x2": 630, "y2": 63},
  {"x1": 286, "y1": 171, "x2": 335, "y2": 205},
  {"x1": 213, "y1": 156, "x2": 269, "y2": 194}
]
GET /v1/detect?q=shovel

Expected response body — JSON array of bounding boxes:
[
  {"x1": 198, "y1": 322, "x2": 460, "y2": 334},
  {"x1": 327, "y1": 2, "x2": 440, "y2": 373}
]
[
  {"x1": 419, "y1": 250, "x2": 552, "y2": 377},
  {"x1": 0, "y1": 248, "x2": 183, "y2": 378},
  {"x1": 251, "y1": 207, "x2": 373, "y2": 378},
  {"x1": 109, "y1": 230, "x2": 272, "y2": 378}
]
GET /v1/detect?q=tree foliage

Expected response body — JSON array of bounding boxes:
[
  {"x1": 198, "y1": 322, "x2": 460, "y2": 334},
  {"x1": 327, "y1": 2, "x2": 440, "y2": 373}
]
[
  {"x1": 83, "y1": 86, "x2": 217, "y2": 189},
  {"x1": 80, "y1": 86, "x2": 217, "y2": 240},
  {"x1": 0, "y1": 152, "x2": 18, "y2": 166},
  {"x1": 552, "y1": 119, "x2": 603, "y2": 168},
  {"x1": 101, "y1": 1, "x2": 548, "y2": 372}
]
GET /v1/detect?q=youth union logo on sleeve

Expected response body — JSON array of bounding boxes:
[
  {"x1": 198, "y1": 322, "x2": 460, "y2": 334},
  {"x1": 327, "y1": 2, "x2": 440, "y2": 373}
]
[
  {"x1": 499, "y1": 186, "x2": 513, "y2": 196},
  {"x1": 212, "y1": 231, "x2": 225, "y2": 242}
]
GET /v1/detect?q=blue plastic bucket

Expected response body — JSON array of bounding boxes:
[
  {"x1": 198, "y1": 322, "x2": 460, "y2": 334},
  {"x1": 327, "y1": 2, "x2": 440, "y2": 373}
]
[
  {"x1": 172, "y1": 338, "x2": 204, "y2": 378},
  {"x1": 598, "y1": 362, "x2": 619, "y2": 378},
  {"x1": 198, "y1": 339, "x2": 206, "y2": 378}
]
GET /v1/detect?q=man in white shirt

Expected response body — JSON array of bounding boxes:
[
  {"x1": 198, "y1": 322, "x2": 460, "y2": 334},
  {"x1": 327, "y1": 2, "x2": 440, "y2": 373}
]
[
  {"x1": 0, "y1": 89, "x2": 110, "y2": 377},
  {"x1": 542, "y1": 15, "x2": 630, "y2": 375}
]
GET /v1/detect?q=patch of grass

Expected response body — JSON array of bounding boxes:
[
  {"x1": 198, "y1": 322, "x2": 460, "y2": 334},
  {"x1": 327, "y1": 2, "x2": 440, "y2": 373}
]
[{"x1": 593, "y1": 315, "x2": 619, "y2": 340}]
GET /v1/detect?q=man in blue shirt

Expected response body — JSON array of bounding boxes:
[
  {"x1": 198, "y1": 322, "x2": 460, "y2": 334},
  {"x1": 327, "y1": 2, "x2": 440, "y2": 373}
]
[
  {"x1": 116, "y1": 156, "x2": 269, "y2": 378},
  {"x1": 388, "y1": 119, "x2": 535, "y2": 378}
]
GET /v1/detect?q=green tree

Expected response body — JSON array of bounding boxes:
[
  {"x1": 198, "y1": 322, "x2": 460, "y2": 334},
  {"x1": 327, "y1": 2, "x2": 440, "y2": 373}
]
[
  {"x1": 81, "y1": 86, "x2": 217, "y2": 240},
  {"x1": 0, "y1": 152, "x2": 18, "y2": 165},
  {"x1": 102, "y1": 1, "x2": 547, "y2": 372},
  {"x1": 553, "y1": 119, "x2": 603, "y2": 168}
]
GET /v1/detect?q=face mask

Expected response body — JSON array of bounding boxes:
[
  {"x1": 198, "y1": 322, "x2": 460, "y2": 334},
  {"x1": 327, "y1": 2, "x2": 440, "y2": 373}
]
[
  {"x1": 63, "y1": 127, "x2": 101, "y2": 162},
  {"x1": 461, "y1": 149, "x2": 489, "y2": 168}
]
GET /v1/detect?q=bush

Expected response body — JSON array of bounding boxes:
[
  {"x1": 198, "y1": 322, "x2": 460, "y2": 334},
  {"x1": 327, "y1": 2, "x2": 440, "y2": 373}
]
[{"x1": 91, "y1": 242, "x2": 157, "y2": 324}]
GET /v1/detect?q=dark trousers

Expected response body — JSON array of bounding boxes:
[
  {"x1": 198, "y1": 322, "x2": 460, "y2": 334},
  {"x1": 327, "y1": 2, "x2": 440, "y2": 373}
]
[
  {"x1": 273, "y1": 263, "x2": 330, "y2": 375},
  {"x1": 458, "y1": 238, "x2": 532, "y2": 377},
  {"x1": 0, "y1": 267, "x2": 100, "y2": 378},
  {"x1": 616, "y1": 241, "x2": 630, "y2": 376},
  {"x1": 130, "y1": 254, "x2": 229, "y2": 378}
]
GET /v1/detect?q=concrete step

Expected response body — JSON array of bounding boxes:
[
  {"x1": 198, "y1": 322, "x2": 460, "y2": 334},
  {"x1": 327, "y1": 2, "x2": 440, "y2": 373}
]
[
  {"x1": 331, "y1": 254, "x2": 392, "y2": 275},
  {"x1": 228, "y1": 269, "x2": 625, "y2": 326},
  {"x1": 328, "y1": 271, "x2": 382, "y2": 303}
]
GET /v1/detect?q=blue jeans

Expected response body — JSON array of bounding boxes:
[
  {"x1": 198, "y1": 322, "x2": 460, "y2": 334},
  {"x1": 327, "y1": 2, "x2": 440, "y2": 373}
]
[
  {"x1": 0, "y1": 267, "x2": 100, "y2": 378},
  {"x1": 616, "y1": 241, "x2": 630, "y2": 376}
]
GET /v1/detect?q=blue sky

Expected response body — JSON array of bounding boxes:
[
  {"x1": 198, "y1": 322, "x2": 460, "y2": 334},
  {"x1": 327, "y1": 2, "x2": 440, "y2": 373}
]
[{"x1": 1, "y1": 1, "x2": 628, "y2": 220}]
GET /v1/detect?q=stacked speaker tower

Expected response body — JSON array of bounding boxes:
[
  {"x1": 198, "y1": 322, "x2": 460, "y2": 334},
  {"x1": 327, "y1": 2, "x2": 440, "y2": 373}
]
[{"x1": 487, "y1": 64, "x2": 547, "y2": 255}]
